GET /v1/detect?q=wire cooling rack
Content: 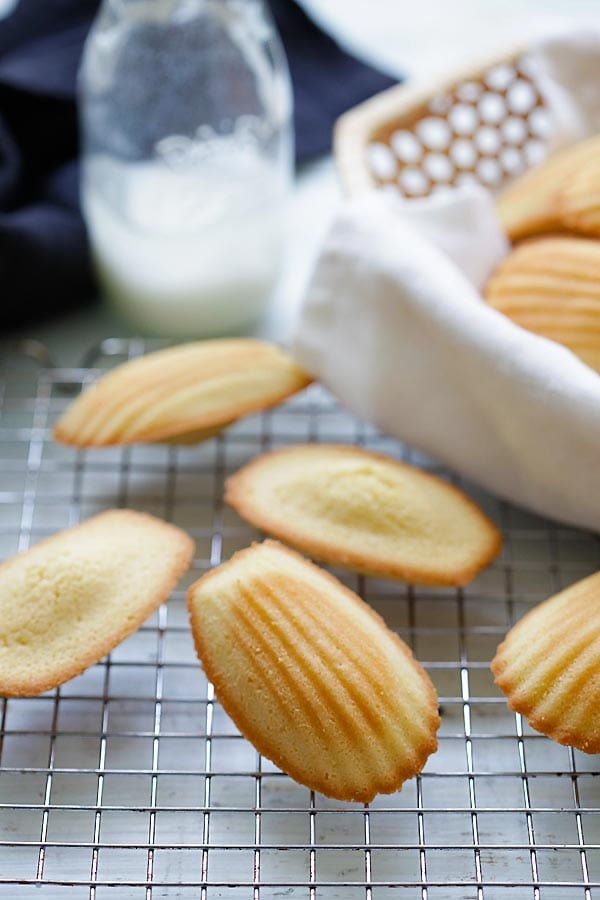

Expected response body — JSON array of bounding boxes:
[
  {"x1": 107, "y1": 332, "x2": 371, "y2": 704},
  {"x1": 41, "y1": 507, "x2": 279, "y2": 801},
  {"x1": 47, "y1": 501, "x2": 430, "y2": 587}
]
[{"x1": 0, "y1": 337, "x2": 599, "y2": 899}]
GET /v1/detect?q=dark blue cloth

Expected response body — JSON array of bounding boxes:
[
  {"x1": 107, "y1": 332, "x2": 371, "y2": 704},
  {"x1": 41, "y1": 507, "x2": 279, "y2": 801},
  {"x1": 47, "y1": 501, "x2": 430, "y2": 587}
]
[{"x1": 0, "y1": 0, "x2": 397, "y2": 329}]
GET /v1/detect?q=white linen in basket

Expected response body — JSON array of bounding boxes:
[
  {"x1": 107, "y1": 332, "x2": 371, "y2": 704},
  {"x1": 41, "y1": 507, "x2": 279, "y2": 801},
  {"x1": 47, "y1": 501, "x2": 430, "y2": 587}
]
[{"x1": 292, "y1": 29, "x2": 600, "y2": 532}]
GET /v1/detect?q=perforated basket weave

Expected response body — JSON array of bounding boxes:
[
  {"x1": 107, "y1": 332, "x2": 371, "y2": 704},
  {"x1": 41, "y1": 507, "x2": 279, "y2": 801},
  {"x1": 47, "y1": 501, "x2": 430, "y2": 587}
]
[{"x1": 334, "y1": 47, "x2": 553, "y2": 198}]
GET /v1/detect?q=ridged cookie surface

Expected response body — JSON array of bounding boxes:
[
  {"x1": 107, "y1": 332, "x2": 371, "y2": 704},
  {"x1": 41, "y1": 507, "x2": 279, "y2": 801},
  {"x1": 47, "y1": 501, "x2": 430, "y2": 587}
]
[
  {"x1": 496, "y1": 135, "x2": 600, "y2": 240},
  {"x1": 556, "y1": 163, "x2": 600, "y2": 238},
  {"x1": 485, "y1": 236, "x2": 600, "y2": 373},
  {"x1": 53, "y1": 340, "x2": 312, "y2": 447},
  {"x1": 492, "y1": 572, "x2": 600, "y2": 753},
  {"x1": 225, "y1": 444, "x2": 501, "y2": 586},
  {"x1": 188, "y1": 540, "x2": 440, "y2": 802},
  {"x1": 0, "y1": 510, "x2": 194, "y2": 697}
]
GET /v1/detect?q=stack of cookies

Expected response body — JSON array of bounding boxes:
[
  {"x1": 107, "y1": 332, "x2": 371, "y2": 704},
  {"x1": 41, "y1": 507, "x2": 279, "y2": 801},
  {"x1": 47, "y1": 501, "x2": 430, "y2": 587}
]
[
  {"x1": 483, "y1": 144, "x2": 600, "y2": 751},
  {"x1": 488, "y1": 134, "x2": 600, "y2": 374}
]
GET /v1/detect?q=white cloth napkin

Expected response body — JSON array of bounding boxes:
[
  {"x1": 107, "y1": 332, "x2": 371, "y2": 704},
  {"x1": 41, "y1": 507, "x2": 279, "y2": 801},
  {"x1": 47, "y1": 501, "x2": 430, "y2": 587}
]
[{"x1": 292, "y1": 30, "x2": 600, "y2": 533}]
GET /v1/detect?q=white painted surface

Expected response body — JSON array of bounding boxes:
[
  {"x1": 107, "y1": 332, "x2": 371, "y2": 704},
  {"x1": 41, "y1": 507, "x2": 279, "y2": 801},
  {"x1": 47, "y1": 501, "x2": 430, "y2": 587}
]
[{"x1": 301, "y1": 0, "x2": 599, "y2": 79}]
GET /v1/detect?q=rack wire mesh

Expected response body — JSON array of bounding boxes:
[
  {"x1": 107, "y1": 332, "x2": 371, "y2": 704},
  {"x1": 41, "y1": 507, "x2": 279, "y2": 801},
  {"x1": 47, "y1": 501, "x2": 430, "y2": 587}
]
[{"x1": 0, "y1": 337, "x2": 599, "y2": 899}]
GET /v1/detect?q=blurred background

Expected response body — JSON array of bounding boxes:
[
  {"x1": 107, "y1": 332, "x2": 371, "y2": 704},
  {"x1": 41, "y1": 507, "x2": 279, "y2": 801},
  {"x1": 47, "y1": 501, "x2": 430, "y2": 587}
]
[
  {"x1": 294, "y1": 0, "x2": 597, "y2": 79},
  {"x1": 0, "y1": 0, "x2": 597, "y2": 361}
]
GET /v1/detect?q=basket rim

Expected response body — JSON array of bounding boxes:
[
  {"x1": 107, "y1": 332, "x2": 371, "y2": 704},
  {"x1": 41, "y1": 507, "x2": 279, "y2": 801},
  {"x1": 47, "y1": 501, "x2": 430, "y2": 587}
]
[{"x1": 333, "y1": 42, "x2": 526, "y2": 195}]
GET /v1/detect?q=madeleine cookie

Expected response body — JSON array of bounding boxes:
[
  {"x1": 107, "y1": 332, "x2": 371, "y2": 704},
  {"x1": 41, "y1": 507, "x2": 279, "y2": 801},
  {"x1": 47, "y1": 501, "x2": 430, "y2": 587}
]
[
  {"x1": 225, "y1": 444, "x2": 501, "y2": 586},
  {"x1": 53, "y1": 340, "x2": 312, "y2": 447},
  {"x1": 492, "y1": 572, "x2": 600, "y2": 753},
  {"x1": 0, "y1": 511, "x2": 194, "y2": 697},
  {"x1": 485, "y1": 236, "x2": 600, "y2": 373},
  {"x1": 556, "y1": 163, "x2": 600, "y2": 238},
  {"x1": 496, "y1": 135, "x2": 600, "y2": 240},
  {"x1": 188, "y1": 540, "x2": 440, "y2": 802}
]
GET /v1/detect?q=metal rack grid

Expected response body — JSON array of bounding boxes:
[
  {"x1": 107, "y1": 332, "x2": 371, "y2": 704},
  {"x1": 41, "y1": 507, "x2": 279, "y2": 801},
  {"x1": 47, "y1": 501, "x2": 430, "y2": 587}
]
[{"x1": 0, "y1": 337, "x2": 599, "y2": 899}]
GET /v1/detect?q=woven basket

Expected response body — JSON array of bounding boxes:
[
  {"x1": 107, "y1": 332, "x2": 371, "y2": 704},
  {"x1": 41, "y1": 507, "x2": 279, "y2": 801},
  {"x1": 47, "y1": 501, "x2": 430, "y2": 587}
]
[{"x1": 334, "y1": 47, "x2": 552, "y2": 198}]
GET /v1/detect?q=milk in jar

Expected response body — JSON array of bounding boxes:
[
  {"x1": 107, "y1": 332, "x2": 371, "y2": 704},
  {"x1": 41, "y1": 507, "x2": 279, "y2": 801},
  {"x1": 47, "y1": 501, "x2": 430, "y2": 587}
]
[{"x1": 79, "y1": 0, "x2": 293, "y2": 337}]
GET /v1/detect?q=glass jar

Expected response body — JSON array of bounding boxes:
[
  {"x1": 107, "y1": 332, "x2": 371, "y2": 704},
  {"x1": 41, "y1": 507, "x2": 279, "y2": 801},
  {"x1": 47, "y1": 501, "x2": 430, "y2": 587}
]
[{"x1": 79, "y1": 0, "x2": 293, "y2": 337}]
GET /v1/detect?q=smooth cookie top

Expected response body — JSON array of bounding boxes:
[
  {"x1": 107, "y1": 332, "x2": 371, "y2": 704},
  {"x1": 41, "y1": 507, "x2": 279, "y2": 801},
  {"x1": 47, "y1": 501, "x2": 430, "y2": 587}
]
[
  {"x1": 0, "y1": 510, "x2": 194, "y2": 696},
  {"x1": 225, "y1": 444, "x2": 502, "y2": 586}
]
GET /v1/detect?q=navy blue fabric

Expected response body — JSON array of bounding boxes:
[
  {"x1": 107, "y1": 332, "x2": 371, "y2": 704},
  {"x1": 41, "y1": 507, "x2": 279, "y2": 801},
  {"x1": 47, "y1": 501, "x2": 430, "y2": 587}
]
[{"x1": 0, "y1": 0, "x2": 397, "y2": 329}]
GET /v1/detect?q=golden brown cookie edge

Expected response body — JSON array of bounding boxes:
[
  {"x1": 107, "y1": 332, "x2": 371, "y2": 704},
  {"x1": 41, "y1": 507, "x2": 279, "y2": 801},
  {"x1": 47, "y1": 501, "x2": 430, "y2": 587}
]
[
  {"x1": 224, "y1": 445, "x2": 503, "y2": 587},
  {"x1": 0, "y1": 510, "x2": 195, "y2": 697},
  {"x1": 187, "y1": 539, "x2": 440, "y2": 802}
]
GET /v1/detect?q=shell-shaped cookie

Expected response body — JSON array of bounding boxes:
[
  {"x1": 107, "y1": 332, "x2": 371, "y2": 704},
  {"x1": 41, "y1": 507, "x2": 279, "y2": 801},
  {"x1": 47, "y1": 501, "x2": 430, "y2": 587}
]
[
  {"x1": 485, "y1": 236, "x2": 600, "y2": 373},
  {"x1": 557, "y1": 163, "x2": 600, "y2": 238},
  {"x1": 225, "y1": 444, "x2": 501, "y2": 586},
  {"x1": 496, "y1": 135, "x2": 600, "y2": 241},
  {"x1": 491, "y1": 572, "x2": 600, "y2": 753},
  {"x1": 0, "y1": 511, "x2": 194, "y2": 697},
  {"x1": 53, "y1": 340, "x2": 312, "y2": 447},
  {"x1": 188, "y1": 540, "x2": 440, "y2": 802}
]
